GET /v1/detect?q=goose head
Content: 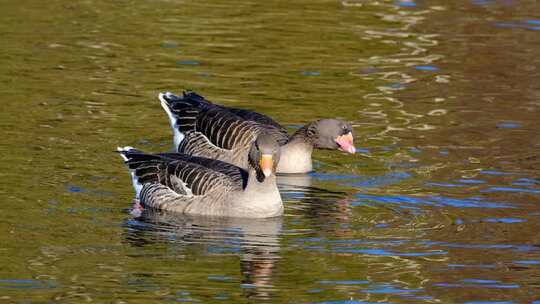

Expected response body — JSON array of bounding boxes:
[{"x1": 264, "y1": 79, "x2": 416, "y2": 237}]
[
  {"x1": 309, "y1": 119, "x2": 356, "y2": 154},
  {"x1": 249, "y1": 133, "x2": 281, "y2": 179}
]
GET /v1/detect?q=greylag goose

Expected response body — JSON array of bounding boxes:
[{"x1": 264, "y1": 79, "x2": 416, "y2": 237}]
[
  {"x1": 117, "y1": 132, "x2": 283, "y2": 218},
  {"x1": 159, "y1": 91, "x2": 355, "y2": 174}
]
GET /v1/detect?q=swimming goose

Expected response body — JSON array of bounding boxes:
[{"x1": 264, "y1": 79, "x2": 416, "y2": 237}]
[
  {"x1": 117, "y1": 133, "x2": 283, "y2": 218},
  {"x1": 159, "y1": 91, "x2": 355, "y2": 174}
]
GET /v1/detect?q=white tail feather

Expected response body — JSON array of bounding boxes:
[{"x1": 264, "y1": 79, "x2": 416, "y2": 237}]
[{"x1": 117, "y1": 146, "x2": 134, "y2": 161}]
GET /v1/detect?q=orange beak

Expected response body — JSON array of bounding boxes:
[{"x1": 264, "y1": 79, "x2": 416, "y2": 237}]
[
  {"x1": 259, "y1": 154, "x2": 274, "y2": 177},
  {"x1": 335, "y1": 132, "x2": 356, "y2": 154}
]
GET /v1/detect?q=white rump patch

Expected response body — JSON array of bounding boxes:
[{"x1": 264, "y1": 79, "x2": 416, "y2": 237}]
[
  {"x1": 117, "y1": 146, "x2": 142, "y2": 199},
  {"x1": 129, "y1": 171, "x2": 143, "y2": 199},
  {"x1": 159, "y1": 92, "x2": 185, "y2": 149}
]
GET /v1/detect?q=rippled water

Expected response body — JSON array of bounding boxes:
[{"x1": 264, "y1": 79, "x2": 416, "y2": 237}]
[{"x1": 1, "y1": 0, "x2": 539, "y2": 303}]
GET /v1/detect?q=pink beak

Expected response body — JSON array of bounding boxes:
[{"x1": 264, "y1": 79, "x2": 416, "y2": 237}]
[{"x1": 335, "y1": 132, "x2": 356, "y2": 154}]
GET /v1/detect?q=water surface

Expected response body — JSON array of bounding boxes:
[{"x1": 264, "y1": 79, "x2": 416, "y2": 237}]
[{"x1": 1, "y1": 0, "x2": 539, "y2": 303}]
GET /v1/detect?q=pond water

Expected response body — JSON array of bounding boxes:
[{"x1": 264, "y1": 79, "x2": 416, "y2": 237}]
[{"x1": 1, "y1": 0, "x2": 539, "y2": 303}]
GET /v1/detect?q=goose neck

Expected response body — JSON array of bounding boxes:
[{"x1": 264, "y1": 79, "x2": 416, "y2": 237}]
[{"x1": 232, "y1": 168, "x2": 282, "y2": 217}]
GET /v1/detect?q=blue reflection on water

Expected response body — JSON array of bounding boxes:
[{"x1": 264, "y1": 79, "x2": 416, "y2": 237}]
[
  {"x1": 307, "y1": 288, "x2": 324, "y2": 293},
  {"x1": 484, "y1": 187, "x2": 540, "y2": 194},
  {"x1": 448, "y1": 264, "x2": 496, "y2": 269},
  {"x1": 480, "y1": 170, "x2": 517, "y2": 176},
  {"x1": 462, "y1": 279, "x2": 500, "y2": 284},
  {"x1": 213, "y1": 293, "x2": 229, "y2": 300},
  {"x1": 457, "y1": 179, "x2": 486, "y2": 184},
  {"x1": 495, "y1": 19, "x2": 540, "y2": 31},
  {"x1": 495, "y1": 22, "x2": 518, "y2": 28},
  {"x1": 361, "y1": 284, "x2": 422, "y2": 294},
  {"x1": 176, "y1": 60, "x2": 200, "y2": 65},
  {"x1": 311, "y1": 171, "x2": 411, "y2": 188},
  {"x1": 512, "y1": 178, "x2": 537, "y2": 186},
  {"x1": 333, "y1": 248, "x2": 447, "y2": 257},
  {"x1": 319, "y1": 280, "x2": 369, "y2": 285},
  {"x1": 317, "y1": 301, "x2": 388, "y2": 304},
  {"x1": 326, "y1": 239, "x2": 408, "y2": 246},
  {"x1": 0, "y1": 279, "x2": 56, "y2": 289},
  {"x1": 464, "y1": 301, "x2": 514, "y2": 304},
  {"x1": 513, "y1": 260, "x2": 540, "y2": 265},
  {"x1": 409, "y1": 147, "x2": 422, "y2": 153},
  {"x1": 402, "y1": 295, "x2": 434, "y2": 301},
  {"x1": 471, "y1": 0, "x2": 496, "y2": 6},
  {"x1": 355, "y1": 193, "x2": 513, "y2": 209},
  {"x1": 419, "y1": 241, "x2": 535, "y2": 252},
  {"x1": 396, "y1": 1, "x2": 416, "y2": 7},
  {"x1": 297, "y1": 235, "x2": 455, "y2": 258},
  {"x1": 426, "y1": 182, "x2": 462, "y2": 187},
  {"x1": 484, "y1": 218, "x2": 526, "y2": 223},
  {"x1": 68, "y1": 185, "x2": 82, "y2": 192},
  {"x1": 434, "y1": 282, "x2": 519, "y2": 289},
  {"x1": 387, "y1": 82, "x2": 407, "y2": 89},
  {"x1": 415, "y1": 65, "x2": 439, "y2": 71},
  {"x1": 496, "y1": 121, "x2": 522, "y2": 129},
  {"x1": 311, "y1": 173, "x2": 360, "y2": 181},
  {"x1": 207, "y1": 275, "x2": 233, "y2": 282}
]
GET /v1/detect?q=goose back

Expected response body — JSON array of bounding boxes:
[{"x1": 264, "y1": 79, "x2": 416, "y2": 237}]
[{"x1": 161, "y1": 92, "x2": 287, "y2": 168}]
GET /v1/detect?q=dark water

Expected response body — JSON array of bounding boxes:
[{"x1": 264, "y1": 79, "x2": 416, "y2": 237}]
[{"x1": 1, "y1": 0, "x2": 540, "y2": 303}]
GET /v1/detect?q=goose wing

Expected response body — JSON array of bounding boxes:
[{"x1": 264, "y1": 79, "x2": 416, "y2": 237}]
[
  {"x1": 161, "y1": 91, "x2": 288, "y2": 148},
  {"x1": 184, "y1": 91, "x2": 290, "y2": 145},
  {"x1": 182, "y1": 91, "x2": 286, "y2": 131},
  {"x1": 155, "y1": 152, "x2": 247, "y2": 188},
  {"x1": 119, "y1": 148, "x2": 245, "y2": 197},
  {"x1": 161, "y1": 92, "x2": 268, "y2": 150}
]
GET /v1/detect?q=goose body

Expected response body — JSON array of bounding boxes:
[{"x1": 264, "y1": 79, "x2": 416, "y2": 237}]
[
  {"x1": 117, "y1": 133, "x2": 283, "y2": 218},
  {"x1": 160, "y1": 91, "x2": 355, "y2": 174}
]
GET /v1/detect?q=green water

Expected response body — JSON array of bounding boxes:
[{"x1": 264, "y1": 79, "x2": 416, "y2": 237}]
[{"x1": 1, "y1": 0, "x2": 540, "y2": 303}]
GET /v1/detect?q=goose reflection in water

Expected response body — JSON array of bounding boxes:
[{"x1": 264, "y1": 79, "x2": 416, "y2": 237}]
[
  {"x1": 122, "y1": 208, "x2": 282, "y2": 301},
  {"x1": 277, "y1": 173, "x2": 356, "y2": 236}
]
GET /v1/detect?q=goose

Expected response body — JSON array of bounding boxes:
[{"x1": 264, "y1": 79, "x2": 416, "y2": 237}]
[
  {"x1": 117, "y1": 132, "x2": 283, "y2": 218},
  {"x1": 159, "y1": 91, "x2": 356, "y2": 174}
]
